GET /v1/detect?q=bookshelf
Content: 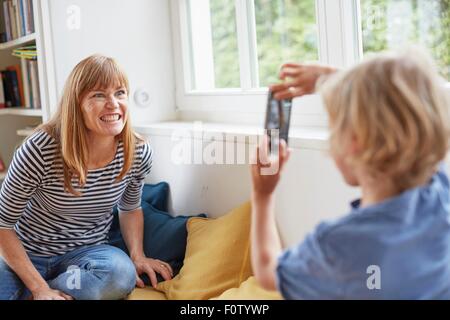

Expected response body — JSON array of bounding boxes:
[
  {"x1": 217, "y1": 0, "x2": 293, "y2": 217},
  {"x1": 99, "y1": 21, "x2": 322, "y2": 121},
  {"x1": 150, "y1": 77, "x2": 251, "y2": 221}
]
[
  {"x1": 16, "y1": 127, "x2": 33, "y2": 136},
  {"x1": 0, "y1": 106, "x2": 41, "y2": 116},
  {"x1": 0, "y1": 32, "x2": 34, "y2": 50},
  {"x1": 0, "y1": 0, "x2": 47, "y2": 175}
]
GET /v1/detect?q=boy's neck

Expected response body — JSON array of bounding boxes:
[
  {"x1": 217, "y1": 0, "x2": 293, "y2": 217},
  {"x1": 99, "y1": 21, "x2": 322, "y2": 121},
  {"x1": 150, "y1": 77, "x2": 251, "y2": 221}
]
[{"x1": 359, "y1": 173, "x2": 400, "y2": 207}]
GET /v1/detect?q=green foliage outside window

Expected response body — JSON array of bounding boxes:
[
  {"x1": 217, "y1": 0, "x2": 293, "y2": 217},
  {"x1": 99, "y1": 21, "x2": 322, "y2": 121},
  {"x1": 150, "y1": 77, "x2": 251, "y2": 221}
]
[{"x1": 207, "y1": 0, "x2": 449, "y2": 88}]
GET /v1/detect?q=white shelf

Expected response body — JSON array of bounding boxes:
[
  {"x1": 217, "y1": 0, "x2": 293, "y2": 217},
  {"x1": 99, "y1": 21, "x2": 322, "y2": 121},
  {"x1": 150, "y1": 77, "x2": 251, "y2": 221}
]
[
  {"x1": 16, "y1": 128, "x2": 34, "y2": 137},
  {"x1": 0, "y1": 108, "x2": 42, "y2": 117},
  {"x1": 0, "y1": 33, "x2": 36, "y2": 50}
]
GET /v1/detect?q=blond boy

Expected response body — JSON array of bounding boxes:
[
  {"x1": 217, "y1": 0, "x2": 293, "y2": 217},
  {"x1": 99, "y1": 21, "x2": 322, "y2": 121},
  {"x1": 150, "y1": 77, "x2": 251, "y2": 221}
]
[{"x1": 251, "y1": 49, "x2": 450, "y2": 299}]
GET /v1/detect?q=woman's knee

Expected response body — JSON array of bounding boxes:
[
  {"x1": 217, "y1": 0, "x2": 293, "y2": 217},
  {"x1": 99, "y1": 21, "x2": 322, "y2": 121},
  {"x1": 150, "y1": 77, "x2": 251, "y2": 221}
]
[
  {"x1": 103, "y1": 248, "x2": 136, "y2": 299},
  {"x1": 80, "y1": 246, "x2": 136, "y2": 300}
]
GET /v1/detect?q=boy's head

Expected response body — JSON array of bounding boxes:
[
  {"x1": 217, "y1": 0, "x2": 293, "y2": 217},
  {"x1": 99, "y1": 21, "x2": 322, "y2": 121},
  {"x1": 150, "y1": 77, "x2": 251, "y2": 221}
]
[{"x1": 319, "y1": 48, "x2": 450, "y2": 191}]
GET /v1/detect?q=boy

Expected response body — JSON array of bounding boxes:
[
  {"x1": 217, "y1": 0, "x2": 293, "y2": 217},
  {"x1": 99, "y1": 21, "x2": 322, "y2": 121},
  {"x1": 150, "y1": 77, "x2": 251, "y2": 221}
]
[{"x1": 250, "y1": 50, "x2": 450, "y2": 299}]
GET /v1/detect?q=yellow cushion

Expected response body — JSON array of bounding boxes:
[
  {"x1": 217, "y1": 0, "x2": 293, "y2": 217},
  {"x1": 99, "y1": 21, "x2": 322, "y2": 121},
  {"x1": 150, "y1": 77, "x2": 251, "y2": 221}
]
[
  {"x1": 127, "y1": 287, "x2": 167, "y2": 300},
  {"x1": 156, "y1": 201, "x2": 253, "y2": 300},
  {"x1": 211, "y1": 276, "x2": 283, "y2": 300}
]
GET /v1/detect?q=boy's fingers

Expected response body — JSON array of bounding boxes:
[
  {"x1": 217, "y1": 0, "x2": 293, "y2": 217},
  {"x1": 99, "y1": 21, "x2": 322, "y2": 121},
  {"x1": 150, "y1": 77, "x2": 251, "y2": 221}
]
[
  {"x1": 269, "y1": 82, "x2": 288, "y2": 93},
  {"x1": 280, "y1": 62, "x2": 302, "y2": 69},
  {"x1": 279, "y1": 140, "x2": 291, "y2": 171},
  {"x1": 279, "y1": 68, "x2": 303, "y2": 79},
  {"x1": 273, "y1": 88, "x2": 304, "y2": 100},
  {"x1": 259, "y1": 135, "x2": 271, "y2": 166}
]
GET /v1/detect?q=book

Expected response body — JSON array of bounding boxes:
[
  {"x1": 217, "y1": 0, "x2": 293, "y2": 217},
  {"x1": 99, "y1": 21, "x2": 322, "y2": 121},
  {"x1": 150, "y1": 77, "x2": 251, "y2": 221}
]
[
  {"x1": 3, "y1": 1, "x2": 12, "y2": 41},
  {"x1": 20, "y1": 57, "x2": 30, "y2": 108},
  {"x1": 0, "y1": 76, "x2": 5, "y2": 108},
  {"x1": 12, "y1": 0, "x2": 22, "y2": 38},
  {"x1": 12, "y1": 45, "x2": 37, "y2": 59},
  {"x1": 0, "y1": 154, "x2": 5, "y2": 172},
  {"x1": 1, "y1": 70, "x2": 13, "y2": 107},
  {"x1": 17, "y1": 0, "x2": 25, "y2": 36},
  {"x1": 21, "y1": 0, "x2": 30, "y2": 35},
  {"x1": 27, "y1": 0, "x2": 34, "y2": 33},
  {"x1": 29, "y1": 59, "x2": 40, "y2": 109},
  {"x1": 8, "y1": 1, "x2": 17, "y2": 40},
  {"x1": 6, "y1": 68, "x2": 21, "y2": 107},
  {"x1": 7, "y1": 65, "x2": 24, "y2": 107}
]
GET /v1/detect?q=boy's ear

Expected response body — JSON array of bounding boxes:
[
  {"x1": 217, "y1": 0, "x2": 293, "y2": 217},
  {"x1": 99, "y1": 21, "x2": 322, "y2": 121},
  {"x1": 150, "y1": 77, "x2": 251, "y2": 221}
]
[{"x1": 348, "y1": 133, "x2": 360, "y2": 156}]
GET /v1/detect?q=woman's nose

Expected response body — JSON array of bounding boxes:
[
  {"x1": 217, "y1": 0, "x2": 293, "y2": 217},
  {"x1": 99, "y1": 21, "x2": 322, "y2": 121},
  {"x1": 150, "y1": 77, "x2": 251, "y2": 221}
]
[{"x1": 106, "y1": 96, "x2": 120, "y2": 108}]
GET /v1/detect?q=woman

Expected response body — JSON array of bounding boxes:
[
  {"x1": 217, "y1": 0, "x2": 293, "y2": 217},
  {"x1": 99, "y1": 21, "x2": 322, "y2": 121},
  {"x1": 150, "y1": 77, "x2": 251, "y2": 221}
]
[{"x1": 0, "y1": 55, "x2": 173, "y2": 300}]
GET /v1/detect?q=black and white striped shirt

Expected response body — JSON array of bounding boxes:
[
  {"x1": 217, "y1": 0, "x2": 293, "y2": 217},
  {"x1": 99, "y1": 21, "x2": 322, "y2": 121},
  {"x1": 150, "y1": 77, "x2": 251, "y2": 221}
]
[{"x1": 0, "y1": 130, "x2": 152, "y2": 257}]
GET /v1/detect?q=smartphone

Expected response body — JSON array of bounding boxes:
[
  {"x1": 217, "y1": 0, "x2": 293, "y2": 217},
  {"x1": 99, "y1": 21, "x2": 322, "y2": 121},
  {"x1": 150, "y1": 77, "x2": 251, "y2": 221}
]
[{"x1": 264, "y1": 90, "x2": 292, "y2": 153}]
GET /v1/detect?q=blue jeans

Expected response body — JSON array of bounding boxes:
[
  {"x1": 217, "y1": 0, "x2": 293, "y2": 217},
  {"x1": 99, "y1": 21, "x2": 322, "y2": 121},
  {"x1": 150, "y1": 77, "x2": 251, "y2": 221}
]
[{"x1": 0, "y1": 244, "x2": 136, "y2": 300}]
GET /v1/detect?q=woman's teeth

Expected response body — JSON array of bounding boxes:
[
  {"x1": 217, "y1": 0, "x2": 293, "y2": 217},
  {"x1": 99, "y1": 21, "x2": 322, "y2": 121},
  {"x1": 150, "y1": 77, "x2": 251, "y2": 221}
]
[{"x1": 100, "y1": 114, "x2": 121, "y2": 122}]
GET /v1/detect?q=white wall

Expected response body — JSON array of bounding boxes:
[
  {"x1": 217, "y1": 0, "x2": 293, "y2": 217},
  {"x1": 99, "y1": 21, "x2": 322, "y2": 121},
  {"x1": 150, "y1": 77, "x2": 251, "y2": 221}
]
[
  {"x1": 47, "y1": 0, "x2": 176, "y2": 124},
  {"x1": 142, "y1": 131, "x2": 359, "y2": 248}
]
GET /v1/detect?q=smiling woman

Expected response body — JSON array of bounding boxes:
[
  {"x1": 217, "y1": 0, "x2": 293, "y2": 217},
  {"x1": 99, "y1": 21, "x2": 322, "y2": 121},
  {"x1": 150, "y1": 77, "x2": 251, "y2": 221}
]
[{"x1": 0, "y1": 55, "x2": 173, "y2": 300}]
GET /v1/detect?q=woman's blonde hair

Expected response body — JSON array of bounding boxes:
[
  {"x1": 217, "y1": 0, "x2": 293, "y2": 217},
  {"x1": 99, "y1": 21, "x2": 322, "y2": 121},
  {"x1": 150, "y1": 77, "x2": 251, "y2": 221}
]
[
  {"x1": 320, "y1": 48, "x2": 450, "y2": 191},
  {"x1": 38, "y1": 54, "x2": 142, "y2": 195}
]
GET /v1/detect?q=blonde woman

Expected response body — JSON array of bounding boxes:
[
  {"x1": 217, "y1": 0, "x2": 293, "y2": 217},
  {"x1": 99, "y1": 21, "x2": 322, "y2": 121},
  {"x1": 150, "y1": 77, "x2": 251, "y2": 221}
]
[
  {"x1": 0, "y1": 55, "x2": 173, "y2": 300},
  {"x1": 251, "y1": 49, "x2": 450, "y2": 299}
]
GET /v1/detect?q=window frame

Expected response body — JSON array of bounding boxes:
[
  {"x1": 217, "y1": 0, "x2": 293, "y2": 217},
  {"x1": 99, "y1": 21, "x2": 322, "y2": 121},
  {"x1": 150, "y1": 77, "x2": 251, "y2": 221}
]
[{"x1": 169, "y1": 0, "x2": 448, "y2": 126}]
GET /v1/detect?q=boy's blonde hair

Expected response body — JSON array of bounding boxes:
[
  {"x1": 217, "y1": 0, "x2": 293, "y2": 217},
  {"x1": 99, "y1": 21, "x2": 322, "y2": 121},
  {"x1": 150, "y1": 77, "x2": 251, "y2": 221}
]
[{"x1": 320, "y1": 49, "x2": 450, "y2": 191}]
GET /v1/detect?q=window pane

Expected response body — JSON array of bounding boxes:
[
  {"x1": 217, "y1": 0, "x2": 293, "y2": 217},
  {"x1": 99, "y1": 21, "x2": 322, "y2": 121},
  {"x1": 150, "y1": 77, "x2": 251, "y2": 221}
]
[
  {"x1": 187, "y1": 0, "x2": 240, "y2": 89},
  {"x1": 254, "y1": 0, "x2": 318, "y2": 87},
  {"x1": 361, "y1": 0, "x2": 450, "y2": 80}
]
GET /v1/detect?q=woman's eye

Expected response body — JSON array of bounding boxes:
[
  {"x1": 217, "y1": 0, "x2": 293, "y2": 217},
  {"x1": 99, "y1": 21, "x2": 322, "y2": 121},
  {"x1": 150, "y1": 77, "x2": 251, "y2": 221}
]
[
  {"x1": 93, "y1": 93, "x2": 104, "y2": 98},
  {"x1": 116, "y1": 90, "x2": 126, "y2": 96}
]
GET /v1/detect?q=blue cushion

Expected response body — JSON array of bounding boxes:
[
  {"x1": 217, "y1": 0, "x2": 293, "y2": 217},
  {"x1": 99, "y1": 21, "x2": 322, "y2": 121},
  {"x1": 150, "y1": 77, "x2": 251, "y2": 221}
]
[
  {"x1": 141, "y1": 182, "x2": 170, "y2": 212},
  {"x1": 108, "y1": 182, "x2": 206, "y2": 284}
]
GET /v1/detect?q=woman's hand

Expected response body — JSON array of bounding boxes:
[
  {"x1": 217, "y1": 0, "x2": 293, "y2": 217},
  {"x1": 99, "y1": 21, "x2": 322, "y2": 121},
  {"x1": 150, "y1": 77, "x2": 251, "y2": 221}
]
[
  {"x1": 270, "y1": 63, "x2": 337, "y2": 100},
  {"x1": 132, "y1": 256, "x2": 173, "y2": 288},
  {"x1": 251, "y1": 136, "x2": 291, "y2": 198},
  {"x1": 31, "y1": 285, "x2": 73, "y2": 300}
]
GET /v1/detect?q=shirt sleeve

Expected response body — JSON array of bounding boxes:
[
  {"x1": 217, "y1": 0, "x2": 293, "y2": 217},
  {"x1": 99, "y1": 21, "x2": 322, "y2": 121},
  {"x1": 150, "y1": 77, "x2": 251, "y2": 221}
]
[
  {"x1": 118, "y1": 142, "x2": 153, "y2": 213},
  {"x1": 0, "y1": 137, "x2": 45, "y2": 229},
  {"x1": 275, "y1": 222, "x2": 343, "y2": 299}
]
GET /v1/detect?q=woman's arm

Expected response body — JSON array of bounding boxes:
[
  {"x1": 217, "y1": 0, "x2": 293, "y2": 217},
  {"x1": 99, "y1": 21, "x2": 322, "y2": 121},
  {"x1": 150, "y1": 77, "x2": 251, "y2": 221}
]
[
  {"x1": 119, "y1": 208, "x2": 173, "y2": 288},
  {"x1": 0, "y1": 133, "x2": 72, "y2": 299},
  {"x1": 250, "y1": 138, "x2": 291, "y2": 291},
  {"x1": 0, "y1": 229, "x2": 71, "y2": 300}
]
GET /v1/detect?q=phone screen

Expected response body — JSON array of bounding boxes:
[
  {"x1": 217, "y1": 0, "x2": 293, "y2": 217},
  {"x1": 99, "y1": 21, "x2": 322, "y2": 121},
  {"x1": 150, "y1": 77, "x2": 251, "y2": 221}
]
[{"x1": 264, "y1": 91, "x2": 292, "y2": 153}]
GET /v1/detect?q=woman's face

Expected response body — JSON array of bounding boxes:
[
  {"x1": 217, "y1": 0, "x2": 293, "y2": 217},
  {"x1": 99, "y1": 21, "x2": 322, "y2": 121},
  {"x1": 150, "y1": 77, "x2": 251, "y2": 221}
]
[{"x1": 80, "y1": 85, "x2": 128, "y2": 139}]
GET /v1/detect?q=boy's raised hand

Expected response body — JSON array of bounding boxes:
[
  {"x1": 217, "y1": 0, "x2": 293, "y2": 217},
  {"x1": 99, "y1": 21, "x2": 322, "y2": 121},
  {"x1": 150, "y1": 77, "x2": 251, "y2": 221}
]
[
  {"x1": 270, "y1": 63, "x2": 337, "y2": 100},
  {"x1": 251, "y1": 136, "x2": 291, "y2": 197}
]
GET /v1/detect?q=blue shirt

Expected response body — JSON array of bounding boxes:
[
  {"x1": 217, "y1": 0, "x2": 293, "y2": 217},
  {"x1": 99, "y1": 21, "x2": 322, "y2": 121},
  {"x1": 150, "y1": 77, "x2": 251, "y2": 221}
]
[{"x1": 276, "y1": 166, "x2": 450, "y2": 299}]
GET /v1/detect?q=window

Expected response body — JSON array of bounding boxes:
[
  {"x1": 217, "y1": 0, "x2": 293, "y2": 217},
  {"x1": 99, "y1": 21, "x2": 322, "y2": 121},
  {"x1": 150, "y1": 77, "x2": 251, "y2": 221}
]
[
  {"x1": 361, "y1": 0, "x2": 450, "y2": 81},
  {"x1": 186, "y1": 0, "x2": 240, "y2": 89},
  {"x1": 255, "y1": 0, "x2": 318, "y2": 87},
  {"x1": 171, "y1": 0, "x2": 449, "y2": 125},
  {"x1": 184, "y1": 0, "x2": 318, "y2": 90}
]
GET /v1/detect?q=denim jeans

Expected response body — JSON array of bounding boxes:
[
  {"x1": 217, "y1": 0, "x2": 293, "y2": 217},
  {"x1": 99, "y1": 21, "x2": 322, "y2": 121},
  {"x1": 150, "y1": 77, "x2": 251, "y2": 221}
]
[{"x1": 0, "y1": 244, "x2": 136, "y2": 300}]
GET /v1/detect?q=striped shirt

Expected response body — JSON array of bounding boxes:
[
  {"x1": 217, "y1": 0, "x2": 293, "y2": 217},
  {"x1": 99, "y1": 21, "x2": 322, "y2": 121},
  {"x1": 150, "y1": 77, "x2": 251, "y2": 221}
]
[{"x1": 0, "y1": 130, "x2": 152, "y2": 257}]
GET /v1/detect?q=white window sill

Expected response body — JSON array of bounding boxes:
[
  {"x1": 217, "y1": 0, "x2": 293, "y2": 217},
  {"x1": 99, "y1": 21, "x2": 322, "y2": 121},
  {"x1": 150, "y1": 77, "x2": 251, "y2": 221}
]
[{"x1": 134, "y1": 121, "x2": 329, "y2": 150}]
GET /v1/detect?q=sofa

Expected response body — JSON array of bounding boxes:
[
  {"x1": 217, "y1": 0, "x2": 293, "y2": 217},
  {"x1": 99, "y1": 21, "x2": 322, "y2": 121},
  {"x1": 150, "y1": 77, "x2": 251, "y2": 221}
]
[{"x1": 108, "y1": 182, "x2": 282, "y2": 300}]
